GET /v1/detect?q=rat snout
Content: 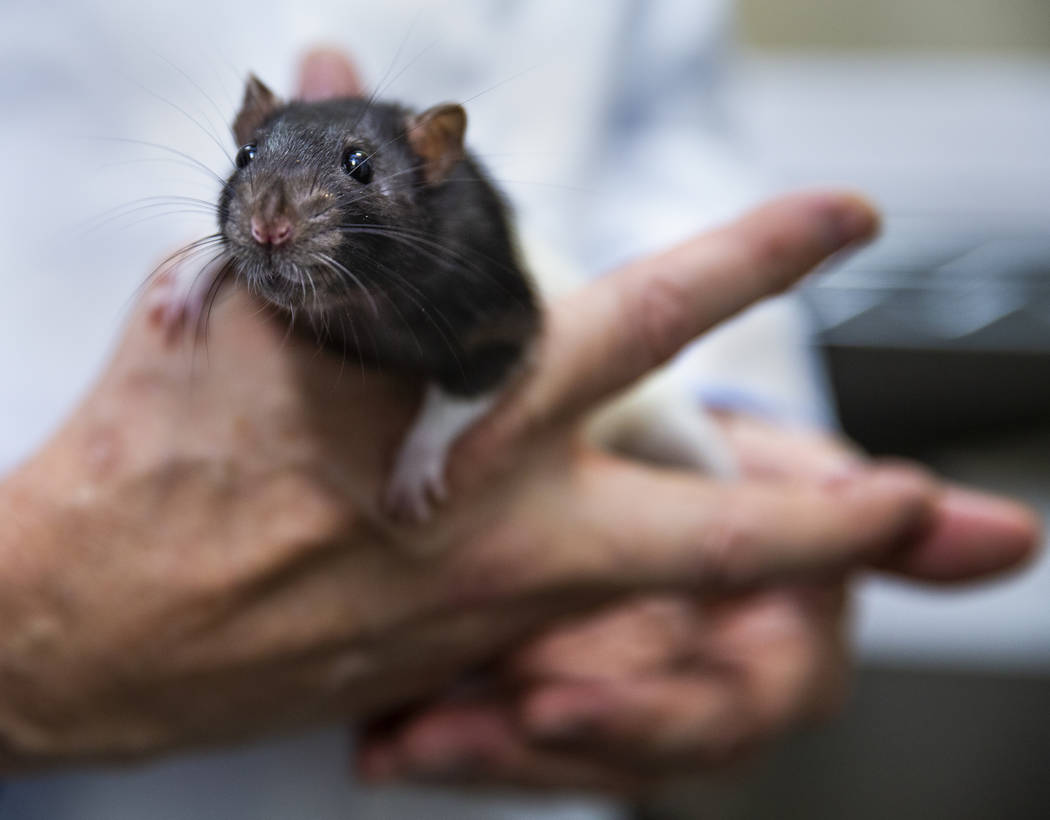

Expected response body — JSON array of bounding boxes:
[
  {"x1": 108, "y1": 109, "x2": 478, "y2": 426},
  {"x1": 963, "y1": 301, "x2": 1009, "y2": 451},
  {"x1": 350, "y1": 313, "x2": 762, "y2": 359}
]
[
  {"x1": 249, "y1": 182, "x2": 297, "y2": 247},
  {"x1": 250, "y1": 214, "x2": 294, "y2": 247}
]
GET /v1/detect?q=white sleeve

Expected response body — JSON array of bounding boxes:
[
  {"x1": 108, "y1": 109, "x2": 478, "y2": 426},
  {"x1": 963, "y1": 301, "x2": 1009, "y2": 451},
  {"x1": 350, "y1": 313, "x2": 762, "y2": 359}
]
[{"x1": 576, "y1": 0, "x2": 833, "y2": 427}]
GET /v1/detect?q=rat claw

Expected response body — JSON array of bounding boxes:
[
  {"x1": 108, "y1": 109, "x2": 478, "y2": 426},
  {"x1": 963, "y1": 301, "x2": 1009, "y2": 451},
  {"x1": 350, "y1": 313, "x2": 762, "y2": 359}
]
[
  {"x1": 384, "y1": 445, "x2": 450, "y2": 524},
  {"x1": 428, "y1": 474, "x2": 448, "y2": 505},
  {"x1": 384, "y1": 483, "x2": 432, "y2": 524}
]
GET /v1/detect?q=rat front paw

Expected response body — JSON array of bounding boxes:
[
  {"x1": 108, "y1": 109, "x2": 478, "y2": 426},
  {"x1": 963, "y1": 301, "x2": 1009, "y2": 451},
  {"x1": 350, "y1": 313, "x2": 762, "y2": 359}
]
[
  {"x1": 384, "y1": 445, "x2": 449, "y2": 523},
  {"x1": 145, "y1": 269, "x2": 208, "y2": 343}
]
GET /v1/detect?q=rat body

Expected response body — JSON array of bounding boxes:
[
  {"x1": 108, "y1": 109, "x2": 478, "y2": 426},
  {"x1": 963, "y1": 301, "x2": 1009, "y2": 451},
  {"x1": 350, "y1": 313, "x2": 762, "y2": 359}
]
[
  {"x1": 156, "y1": 74, "x2": 733, "y2": 522},
  {"x1": 173, "y1": 75, "x2": 540, "y2": 519}
]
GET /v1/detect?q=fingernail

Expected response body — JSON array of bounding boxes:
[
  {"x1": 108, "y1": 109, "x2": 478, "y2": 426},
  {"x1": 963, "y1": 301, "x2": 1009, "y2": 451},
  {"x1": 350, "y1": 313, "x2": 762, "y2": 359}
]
[
  {"x1": 823, "y1": 196, "x2": 881, "y2": 251},
  {"x1": 944, "y1": 487, "x2": 1041, "y2": 535},
  {"x1": 897, "y1": 486, "x2": 1043, "y2": 580}
]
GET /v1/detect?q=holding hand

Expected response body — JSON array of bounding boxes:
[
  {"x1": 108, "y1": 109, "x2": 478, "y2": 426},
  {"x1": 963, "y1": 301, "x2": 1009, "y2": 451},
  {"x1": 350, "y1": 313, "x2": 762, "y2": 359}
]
[{"x1": 357, "y1": 414, "x2": 1036, "y2": 792}]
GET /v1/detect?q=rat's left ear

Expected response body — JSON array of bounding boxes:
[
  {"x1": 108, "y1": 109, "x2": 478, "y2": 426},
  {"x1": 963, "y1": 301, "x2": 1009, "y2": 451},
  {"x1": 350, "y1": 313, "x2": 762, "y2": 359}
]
[
  {"x1": 406, "y1": 103, "x2": 467, "y2": 184},
  {"x1": 233, "y1": 74, "x2": 281, "y2": 146}
]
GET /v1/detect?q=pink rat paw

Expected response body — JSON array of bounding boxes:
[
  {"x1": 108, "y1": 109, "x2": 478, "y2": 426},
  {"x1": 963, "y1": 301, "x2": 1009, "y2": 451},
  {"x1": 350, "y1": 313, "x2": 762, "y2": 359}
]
[
  {"x1": 145, "y1": 260, "x2": 224, "y2": 344},
  {"x1": 145, "y1": 273, "x2": 201, "y2": 341},
  {"x1": 383, "y1": 443, "x2": 450, "y2": 523},
  {"x1": 381, "y1": 385, "x2": 497, "y2": 524}
]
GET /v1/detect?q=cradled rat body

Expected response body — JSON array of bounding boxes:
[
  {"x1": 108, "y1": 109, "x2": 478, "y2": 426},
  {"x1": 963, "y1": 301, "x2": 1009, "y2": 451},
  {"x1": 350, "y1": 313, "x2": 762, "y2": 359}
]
[
  {"x1": 163, "y1": 75, "x2": 540, "y2": 520},
  {"x1": 157, "y1": 73, "x2": 734, "y2": 522}
]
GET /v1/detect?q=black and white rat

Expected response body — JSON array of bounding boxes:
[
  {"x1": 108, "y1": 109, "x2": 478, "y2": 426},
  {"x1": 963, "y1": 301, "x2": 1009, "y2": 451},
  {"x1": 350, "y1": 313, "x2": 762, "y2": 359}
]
[{"x1": 155, "y1": 73, "x2": 734, "y2": 522}]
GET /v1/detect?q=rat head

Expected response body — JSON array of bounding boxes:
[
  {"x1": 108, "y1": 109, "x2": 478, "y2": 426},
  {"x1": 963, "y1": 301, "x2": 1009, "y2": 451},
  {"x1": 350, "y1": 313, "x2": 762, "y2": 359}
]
[{"x1": 219, "y1": 74, "x2": 468, "y2": 313}]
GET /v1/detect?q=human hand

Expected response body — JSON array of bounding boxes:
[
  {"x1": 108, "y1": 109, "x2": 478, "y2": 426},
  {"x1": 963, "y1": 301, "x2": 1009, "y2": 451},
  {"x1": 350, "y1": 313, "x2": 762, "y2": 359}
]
[
  {"x1": 0, "y1": 51, "x2": 1033, "y2": 773},
  {"x1": 355, "y1": 416, "x2": 1040, "y2": 792}
]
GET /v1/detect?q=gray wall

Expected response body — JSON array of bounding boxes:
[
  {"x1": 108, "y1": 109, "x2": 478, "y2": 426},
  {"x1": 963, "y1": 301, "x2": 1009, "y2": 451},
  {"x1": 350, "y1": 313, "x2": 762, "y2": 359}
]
[{"x1": 739, "y1": 0, "x2": 1050, "y2": 52}]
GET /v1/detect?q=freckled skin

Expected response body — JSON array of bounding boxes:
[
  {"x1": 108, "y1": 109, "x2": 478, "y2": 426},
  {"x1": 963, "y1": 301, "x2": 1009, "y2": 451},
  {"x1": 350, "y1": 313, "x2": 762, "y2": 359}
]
[{"x1": 219, "y1": 98, "x2": 540, "y2": 397}]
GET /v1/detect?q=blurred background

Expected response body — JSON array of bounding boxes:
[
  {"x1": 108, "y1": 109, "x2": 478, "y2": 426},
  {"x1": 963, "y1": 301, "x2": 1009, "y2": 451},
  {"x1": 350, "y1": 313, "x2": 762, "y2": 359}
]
[
  {"x1": 649, "y1": 1, "x2": 1050, "y2": 818},
  {"x1": 0, "y1": 1, "x2": 1047, "y2": 818}
]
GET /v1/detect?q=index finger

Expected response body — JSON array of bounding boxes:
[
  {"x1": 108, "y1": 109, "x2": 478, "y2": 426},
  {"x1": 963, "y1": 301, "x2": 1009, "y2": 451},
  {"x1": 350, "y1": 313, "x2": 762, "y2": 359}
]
[{"x1": 529, "y1": 192, "x2": 879, "y2": 422}]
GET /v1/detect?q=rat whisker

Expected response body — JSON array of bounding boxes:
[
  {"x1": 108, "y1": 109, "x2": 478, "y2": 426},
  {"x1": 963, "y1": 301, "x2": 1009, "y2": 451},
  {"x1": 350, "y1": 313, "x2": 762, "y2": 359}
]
[
  {"x1": 361, "y1": 260, "x2": 429, "y2": 363},
  {"x1": 362, "y1": 40, "x2": 437, "y2": 116},
  {"x1": 149, "y1": 48, "x2": 233, "y2": 147},
  {"x1": 192, "y1": 252, "x2": 234, "y2": 350},
  {"x1": 125, "y1": 74, "x2": 235, "y2": 167},
  {"x1": 130, "y1": 232, "x2": 227, "y2": 301},
  {"x1": 273, "y1": 302, "x2": 298, "y2": 356},
  {"x1": 89, "y1": 137, "x2": 227, "y2": 186},
  {"x1": 333, "y1": 309, "x2": 364, "y2": 384},
  {"x1": 336, "y1": 223, "x2": 499, "y2": 298},
  {"x1": 350, "y1": 9, "x2": 425, "y2": 133},
  {"x1": 304, "y1": 263, "x2": 320, "y2": 314},
  {"x1": 353, "y1": 61, "x2": 540, "y2": 173},
  {"x1": 313, "y1": 252, "x2": 380, "y2": 319},
  {"x1": 353, "y1": 247, "x2": 462, "y2": 350},
  {"x1": 337, "y1": 223, "x2": 527, "y2": 309},
  {"x1": 308, "y1": 257, "x2": 369, "y2": 378},
  {"x1": 374, "y1": 260, "x2": 466, "y2": 384},
  {"x1": 85, "y1": 207, "x2": 219, "y2": 237},
  {"x1": 364, "y1": 220, "x2": 529, "y2": 283},
  {"x1": 448, "y1": 176, "x2": 604, "y2": 197},
  {"x1": 84, "y1": 195, "x2": 220, "y2": 228},
  {"x1": 96, "y1": 157, "x2": 229, "y2": 183}
]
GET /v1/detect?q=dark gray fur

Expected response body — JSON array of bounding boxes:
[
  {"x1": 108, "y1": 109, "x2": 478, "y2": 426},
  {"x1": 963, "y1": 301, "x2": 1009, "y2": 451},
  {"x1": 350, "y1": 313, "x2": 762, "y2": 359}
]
[{"x1": 219, "y1": 97, "x2": 539, "y2": 396}]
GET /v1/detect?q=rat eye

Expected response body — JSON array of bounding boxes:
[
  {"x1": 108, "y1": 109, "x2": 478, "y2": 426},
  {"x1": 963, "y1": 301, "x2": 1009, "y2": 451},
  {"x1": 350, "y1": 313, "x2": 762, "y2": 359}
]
[
  {"x1": 342, "y1": 148, "x2": 373, "y2": 184},
  {"x1": 235, "y1": 144, "x2": 256, "y2": 169}
]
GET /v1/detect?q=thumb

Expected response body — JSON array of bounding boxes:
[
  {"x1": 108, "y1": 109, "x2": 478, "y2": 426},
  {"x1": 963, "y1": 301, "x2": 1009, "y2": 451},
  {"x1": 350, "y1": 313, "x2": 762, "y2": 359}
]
[{"x1": 297, "y1": 47, "x2": 365, "y2": 100}]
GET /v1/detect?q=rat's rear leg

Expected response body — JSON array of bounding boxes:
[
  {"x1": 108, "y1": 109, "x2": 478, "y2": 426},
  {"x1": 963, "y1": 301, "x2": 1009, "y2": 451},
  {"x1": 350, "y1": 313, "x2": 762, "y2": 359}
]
[
  {"x1": 586, "y1": 375, "x2": 739, "y2": 479},
  {"x1": 384, "y1": 383, "x2": 497, "y2": 522}
]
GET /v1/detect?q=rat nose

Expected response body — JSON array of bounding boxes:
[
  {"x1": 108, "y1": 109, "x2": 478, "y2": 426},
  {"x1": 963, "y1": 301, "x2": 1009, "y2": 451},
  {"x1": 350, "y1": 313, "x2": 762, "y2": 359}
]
[{"x1": 250, "y1": 215, "x2": 294, "y2": 247}]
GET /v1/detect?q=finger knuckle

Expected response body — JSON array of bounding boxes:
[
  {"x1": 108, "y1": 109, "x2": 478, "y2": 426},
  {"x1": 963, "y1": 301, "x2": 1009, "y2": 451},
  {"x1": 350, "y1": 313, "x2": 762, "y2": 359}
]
[
  {"x1": 746, "y1": 227, "x2": 800, "y2": 285},
  {"x1": 630, "y1": 272, "x2": 694, "y2": 369},
  {"x1": 700, "y1": 499, "x2": 764, "y2": 585}
]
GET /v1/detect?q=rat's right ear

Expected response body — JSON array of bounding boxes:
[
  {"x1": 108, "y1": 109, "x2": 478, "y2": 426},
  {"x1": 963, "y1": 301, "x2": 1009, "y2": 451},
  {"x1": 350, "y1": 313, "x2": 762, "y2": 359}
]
[{"x1": 233, "y1": 74, "x2": 281, "y2": 146}]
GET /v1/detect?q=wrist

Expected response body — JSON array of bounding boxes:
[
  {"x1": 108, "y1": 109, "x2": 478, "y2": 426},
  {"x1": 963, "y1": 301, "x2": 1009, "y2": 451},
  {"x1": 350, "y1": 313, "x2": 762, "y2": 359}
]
[{"x1": 0, "y1": 464, "x2": 68, "y2": 772}]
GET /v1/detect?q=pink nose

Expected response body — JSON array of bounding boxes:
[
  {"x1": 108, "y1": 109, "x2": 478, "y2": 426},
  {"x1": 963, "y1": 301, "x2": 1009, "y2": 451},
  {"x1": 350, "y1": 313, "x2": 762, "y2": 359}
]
[{"x1": 250, "y1": 215, "x2": 294, "y2": 247}]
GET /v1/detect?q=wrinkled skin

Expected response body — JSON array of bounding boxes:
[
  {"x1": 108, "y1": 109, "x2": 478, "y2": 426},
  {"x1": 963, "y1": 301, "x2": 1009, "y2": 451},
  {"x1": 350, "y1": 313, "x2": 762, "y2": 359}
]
[
  {"x1": 0, "y1": 51, "x2": 1038, "y2": 779},
  {"x1": 358, "y1": 413, "x2": 1035, "y2": 792}
]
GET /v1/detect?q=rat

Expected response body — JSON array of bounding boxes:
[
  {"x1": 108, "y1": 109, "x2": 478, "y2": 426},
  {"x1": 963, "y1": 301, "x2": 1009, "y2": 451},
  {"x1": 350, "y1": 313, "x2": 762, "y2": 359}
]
[{"x1": 153, "y1": 73, "x2": 735, "y2": 522}]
